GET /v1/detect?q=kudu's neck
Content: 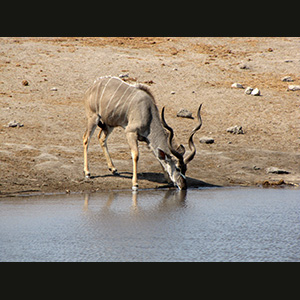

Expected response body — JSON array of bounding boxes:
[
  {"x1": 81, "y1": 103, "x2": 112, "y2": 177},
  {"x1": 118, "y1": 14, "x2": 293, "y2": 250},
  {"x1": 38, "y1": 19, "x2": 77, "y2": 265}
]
[
  {"x1": 147, "y1": 110, "x2": 186, "y2": 189},
  {"x1": 147, "y1": 109, "x2": 170, "y2": 157}
]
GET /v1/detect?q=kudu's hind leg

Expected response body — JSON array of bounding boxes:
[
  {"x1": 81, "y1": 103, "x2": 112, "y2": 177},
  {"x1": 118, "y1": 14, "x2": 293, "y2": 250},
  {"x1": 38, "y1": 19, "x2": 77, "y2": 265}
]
[
  {"x1": 83, "y1": 115, "x2": 98, "y2": 178},
  {"x1": 97, "y1": 126, "x2": 118, "y2": 175}
]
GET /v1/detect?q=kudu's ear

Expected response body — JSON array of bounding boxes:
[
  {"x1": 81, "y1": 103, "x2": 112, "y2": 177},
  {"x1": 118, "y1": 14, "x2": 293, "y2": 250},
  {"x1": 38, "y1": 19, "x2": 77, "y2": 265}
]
[
  {"x1": 157, "y1": 148, "x2": 168, "y2": 161},
  {"x1": 176, "y1": 144, "x2": 186, "y2": 156}
]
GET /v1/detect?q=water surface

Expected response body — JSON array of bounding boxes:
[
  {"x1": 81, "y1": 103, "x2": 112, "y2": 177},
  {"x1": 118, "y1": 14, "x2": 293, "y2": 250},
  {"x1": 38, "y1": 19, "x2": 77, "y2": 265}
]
[{"x1": 0, "y1": 188, "x2": 299, "y2": 262}]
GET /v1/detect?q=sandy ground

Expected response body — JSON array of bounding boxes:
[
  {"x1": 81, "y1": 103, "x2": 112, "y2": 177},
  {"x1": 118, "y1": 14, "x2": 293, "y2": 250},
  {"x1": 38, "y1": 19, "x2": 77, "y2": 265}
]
[{"x1": 1, "y1": 37, "x2": 300, "y2": 196}]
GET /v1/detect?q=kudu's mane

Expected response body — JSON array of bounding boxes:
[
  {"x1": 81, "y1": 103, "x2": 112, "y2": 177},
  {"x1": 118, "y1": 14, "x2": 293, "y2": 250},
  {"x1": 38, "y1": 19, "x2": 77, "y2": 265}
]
[{"x1": 135, "y1": 83, "x2": 156, "y2": 104}]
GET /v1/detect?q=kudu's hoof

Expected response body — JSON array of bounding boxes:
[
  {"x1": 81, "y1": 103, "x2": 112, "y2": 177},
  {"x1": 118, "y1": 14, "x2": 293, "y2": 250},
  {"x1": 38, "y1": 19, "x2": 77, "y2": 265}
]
[
  {"x1": 132, "y1": 185, "x2": 138, "y2": 192},
  {"x1": 110, "y1": 168, "x2": 119, "y2": 176}
]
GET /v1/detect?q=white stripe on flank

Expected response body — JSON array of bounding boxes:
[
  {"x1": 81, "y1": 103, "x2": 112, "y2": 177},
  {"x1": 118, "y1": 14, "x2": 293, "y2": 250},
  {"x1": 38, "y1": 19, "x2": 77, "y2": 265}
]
[
  {"x1": 105, "y1": 81, "x2": 123, "y2": 113},
  {"x1": 110, "y1": 84, "x2": 131, "y2": 120},
  {"x1": 98, "y1": 77, "x2": 113, "y2": 115},
  {"x1": 118, "y1": 88, "x2": 137, "y2": 121},
  {"x1": 122, "y1": 90, "x2": 140, "y2": 124},
  {"x1": 94, "y1": 82, "x2": 100, "y2": 114}
]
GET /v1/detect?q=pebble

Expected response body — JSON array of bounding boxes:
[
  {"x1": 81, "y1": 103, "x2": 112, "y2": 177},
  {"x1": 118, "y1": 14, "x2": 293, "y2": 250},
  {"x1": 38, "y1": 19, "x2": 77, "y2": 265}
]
[
  {"x1": 281, "y1": 76, "x2": 293, "y2": 82},
  {"x1": 251, "y1": 88, "x2": 260, "y2": 96},
  {"x1": 231, "y1": 83, "x2": 244, "y2": 89},
  {"x1": 199, "y1": 137, "x2": 215, "y2": 144},
  {"x1": 177, "y1": 109, "x2": 193, "y2": 119},
  {"x1": 239, "y1": 64, "x2": 249, "y2": 70},
  {"x1": 119, "y1": 73, "x2": 129, "y2": 78},
  {"x1": 7, "y1": 120, "x2": 24, "y2": 128},
  {"x1": 171, "y1": 91, "x2": 176, "y2": 95},
  {"x1": 245, "y1": 87, "x2": 253, "y2": 95},
  {"x1": 227, "y1": 125, "x2": 244, "y2": 134},
  {"x1": 266, "y1": 167, "x2": 290, "y2": 174},
  {"x1": 288, "y1": 85, "x2": 300, "y2": 91},
  {"x1": 50, "y1": 87, "x2": 58, "y2": 91},
  {"x1": 244, "y1": 87, "x2": 260, "y2": 96},
  {"x1": 22, "y1": 80, "x2": 29, "y2": 86}
]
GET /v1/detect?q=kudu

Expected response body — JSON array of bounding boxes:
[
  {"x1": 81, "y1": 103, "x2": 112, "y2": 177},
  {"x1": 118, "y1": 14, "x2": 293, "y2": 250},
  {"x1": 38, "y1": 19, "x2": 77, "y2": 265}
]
[{"x1": 83, "y1": 76, "x2": 202, "y2": 190}]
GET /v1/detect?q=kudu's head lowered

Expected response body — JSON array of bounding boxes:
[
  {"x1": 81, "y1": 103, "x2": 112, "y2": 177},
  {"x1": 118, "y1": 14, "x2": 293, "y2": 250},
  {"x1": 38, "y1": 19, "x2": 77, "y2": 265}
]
[{"x1": 159, "y1": 104, "x2": 203, "y2": 190}]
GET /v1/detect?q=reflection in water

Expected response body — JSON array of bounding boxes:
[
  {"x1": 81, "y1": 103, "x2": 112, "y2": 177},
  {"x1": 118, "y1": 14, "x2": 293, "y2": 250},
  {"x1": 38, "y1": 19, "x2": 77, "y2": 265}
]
[
  {"x1": 83, "y1": 189, "x2": 187, "y2": 213},
  {"x1": 80, "y1": 189, "x2": 190, "y2": 262}
]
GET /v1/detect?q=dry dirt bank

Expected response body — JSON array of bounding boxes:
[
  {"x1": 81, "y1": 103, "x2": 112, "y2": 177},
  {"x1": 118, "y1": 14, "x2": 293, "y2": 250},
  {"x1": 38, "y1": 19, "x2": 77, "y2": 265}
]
[{"x1": 0, "y1": 37, "x2": 299, "y2": 197}]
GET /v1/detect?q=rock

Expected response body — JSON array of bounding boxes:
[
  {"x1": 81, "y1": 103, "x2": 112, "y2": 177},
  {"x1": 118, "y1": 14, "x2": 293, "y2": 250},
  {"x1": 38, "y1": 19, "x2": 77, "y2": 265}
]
[
  {"x1": 50, "y1": 87, "x2": 58, "y2": 91},
  {"x1": 288, "y1": 85, "x2": 300, "y2": 91},
  {"x1": 199, "y1": 137, "x2": 215, "y2": 144},
  {"x1": 239, "y1": 64, "x2": 249, "y2": 70},
  {"x1": 177, "y1": 109, "x2": 193, "y2": 119},
  {"x1": 266, "y1": 167, "x2": 290, "y2": 174},
  {"x1": 281, "y1": 76, "x2": 293, "y2": 82},
  {"x1": 245, "y1": 87, "x2": 253, "y2": 95},
  {"x1": 170, "y1": 48, "x2": 179, "y2": 55},
  {"x1": 231, "y1": 83, "x2": 244, "y2": 89},
  {"x1": 227, "y1": 125, "x2": 244, "y2": 134},
  {"x1": 22, "y1": 80, "x2": 29, "y2": 86},
  {"x1": 7, "y1": 120, "x2": 24, "y2": 128},
  {"x1": 171, "y1": 91, "x2": 176, "y2": 95},
  {"x1": 143, "y1": 80, "x2": 154, "y2": 85},
  {"x1": 119, "y1": 73, "x2": 129, "y2": 79},
  {"x1": 251, "y1": 88, "x2": 260, "y2": 96},
  {"x1": 262, "y1": 179, "x2": 286, "y2": 187}
]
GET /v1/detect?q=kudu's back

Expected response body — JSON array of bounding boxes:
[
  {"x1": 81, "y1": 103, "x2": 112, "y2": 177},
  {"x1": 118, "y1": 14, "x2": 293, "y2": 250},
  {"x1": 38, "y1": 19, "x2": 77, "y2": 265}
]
[{"x1": 84, "y1": 76, "x2": 156, "y2": 130}]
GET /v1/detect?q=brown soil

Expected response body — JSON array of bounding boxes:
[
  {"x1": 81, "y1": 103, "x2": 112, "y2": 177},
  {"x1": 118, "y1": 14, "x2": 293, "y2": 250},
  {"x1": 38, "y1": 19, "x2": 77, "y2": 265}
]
[{"x1": 1, "y1": 37, "x2": 299, "y2": 197}]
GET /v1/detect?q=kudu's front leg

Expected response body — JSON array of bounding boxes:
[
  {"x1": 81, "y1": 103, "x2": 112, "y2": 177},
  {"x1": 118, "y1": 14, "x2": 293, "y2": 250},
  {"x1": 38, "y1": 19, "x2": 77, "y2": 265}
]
[{"x1": 126, "y1": 131, "x2": 139, "y2": 191}]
